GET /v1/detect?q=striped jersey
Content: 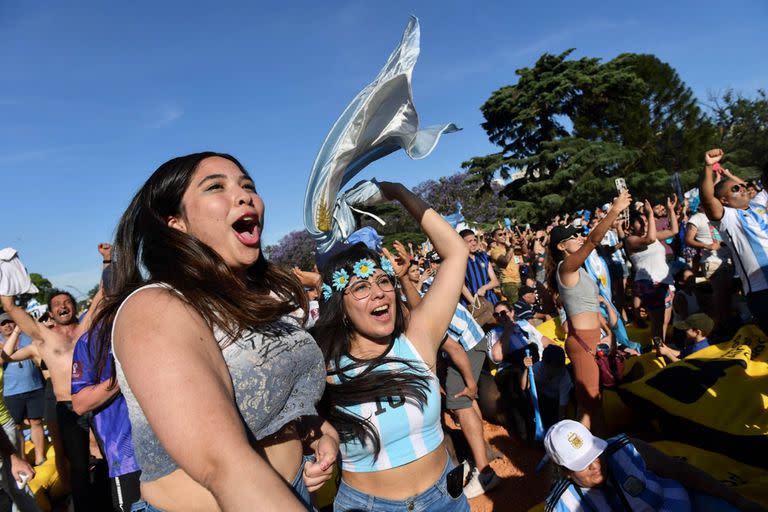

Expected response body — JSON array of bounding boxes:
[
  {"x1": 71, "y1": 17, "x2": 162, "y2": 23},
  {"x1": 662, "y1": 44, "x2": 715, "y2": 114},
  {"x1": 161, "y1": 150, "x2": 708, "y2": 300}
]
[
  {"x1": 332, "y1": 335, "x2": 443, "y2": 472},
  {"x1": 716, "y1": 206, "x2": 768, "y2": 294},
  {"x1": 463, "y1": 251, "x2": 499, "y2": 305},
  {"x1": 546, "y1": 434, "x2": 691, "y2": 512},
  {"x1": 446, "y1": 302, "x2": 484, "y2": 352}
]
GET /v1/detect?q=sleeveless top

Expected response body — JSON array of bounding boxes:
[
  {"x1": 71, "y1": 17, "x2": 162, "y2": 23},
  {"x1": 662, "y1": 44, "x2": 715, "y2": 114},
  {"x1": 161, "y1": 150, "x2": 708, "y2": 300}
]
[
  {"x1": 331, "y1": 334, "x2": 443, "y2": 472},
  {"x1": 546, "y1": 434, "x2": 691, "y2": 512},
  {"x1": 556, "y1": 262, "x2": 600, "y2": 318},
  {"x1": 112, "y1": 283, "x2": 326, "y2": 482},
  {"x1": 629, "y1": 240, "x2": 672, "y2": 284}
]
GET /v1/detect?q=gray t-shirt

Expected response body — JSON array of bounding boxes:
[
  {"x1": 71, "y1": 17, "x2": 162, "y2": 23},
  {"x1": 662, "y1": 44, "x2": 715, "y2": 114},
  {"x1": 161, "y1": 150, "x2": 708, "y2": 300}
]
[{"x1": 112, "y1": 283, "x2": 326, "y2": 482}]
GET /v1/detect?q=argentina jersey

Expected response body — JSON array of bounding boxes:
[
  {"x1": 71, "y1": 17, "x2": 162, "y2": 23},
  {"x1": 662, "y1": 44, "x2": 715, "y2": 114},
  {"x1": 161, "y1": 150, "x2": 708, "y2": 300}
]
[
  {"x1": 333, "y1": 334, "x2": 443, "y2": 472},
  {"x1": 445, "y1": 302, "x2": 484, "y2": 351},
  {"x1": 718, "y1": 206, "x2": 768, "y2": 294}
]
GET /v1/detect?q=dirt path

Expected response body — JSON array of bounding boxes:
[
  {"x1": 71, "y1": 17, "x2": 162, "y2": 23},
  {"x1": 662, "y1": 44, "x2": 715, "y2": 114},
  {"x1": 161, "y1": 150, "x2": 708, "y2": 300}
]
[{"x1": 467, "y1": 421, "x2": 550, "y2": 512}]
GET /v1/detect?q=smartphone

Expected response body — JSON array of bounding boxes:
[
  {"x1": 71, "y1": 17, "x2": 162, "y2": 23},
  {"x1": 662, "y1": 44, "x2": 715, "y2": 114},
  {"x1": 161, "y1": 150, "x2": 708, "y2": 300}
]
[
  {"x1": 615, "y1": 178, "x2": 629, "y2": 220},
  {"x1": 652, "y1": 336, "x2": 663, "y2": 349},
  {"x1": 446, "y1": 463, "x2": 465, "y2": 499}
]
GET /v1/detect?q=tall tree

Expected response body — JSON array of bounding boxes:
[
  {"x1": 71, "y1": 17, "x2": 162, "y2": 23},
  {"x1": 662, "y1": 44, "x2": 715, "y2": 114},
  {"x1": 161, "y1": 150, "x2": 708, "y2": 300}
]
[
  {"x1": 710, "y1": 89, "x2": 768, "y2": 178},
  {"x1": 464, "y1": 50, "x2": 715, "y2": 223},
  {"x1": 265, "y1": 230, "x2": 317, "y2": 270}
]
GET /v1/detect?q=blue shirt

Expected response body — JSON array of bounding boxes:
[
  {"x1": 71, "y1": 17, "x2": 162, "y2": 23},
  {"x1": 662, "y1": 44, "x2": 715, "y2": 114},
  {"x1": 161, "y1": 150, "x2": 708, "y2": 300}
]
[
  {"x1": 680, "y1": 338, "x2": 710, "y2": 358},
  {"x1": 463, "y1": 251, "x2": 499, "y2": 305},
  {"x1": 2, "y1": 334, "x2": 44, "y2": 396},
  {"x1": 71, "y1": 331, "x2": 139, "y2": 478}
]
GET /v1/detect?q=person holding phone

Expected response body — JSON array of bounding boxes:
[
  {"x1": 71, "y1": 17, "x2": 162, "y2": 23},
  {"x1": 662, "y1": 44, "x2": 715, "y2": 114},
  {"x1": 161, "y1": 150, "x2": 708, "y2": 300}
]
[{"x1": 545, "y1": 191, "x2": 632, "y2": 434}]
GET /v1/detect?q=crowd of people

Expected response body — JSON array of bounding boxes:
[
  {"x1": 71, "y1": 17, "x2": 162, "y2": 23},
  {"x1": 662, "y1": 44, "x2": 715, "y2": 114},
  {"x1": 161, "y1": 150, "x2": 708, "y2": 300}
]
[{"x1": 0, "y1": 147, "x2": 765, "y2": 511}]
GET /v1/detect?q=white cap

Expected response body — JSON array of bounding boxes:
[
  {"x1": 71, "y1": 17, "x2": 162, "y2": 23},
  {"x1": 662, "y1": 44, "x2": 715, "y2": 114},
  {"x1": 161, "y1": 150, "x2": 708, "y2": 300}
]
[{"x1": 544, "y1": 420, "x2": 607, "y2": 471}]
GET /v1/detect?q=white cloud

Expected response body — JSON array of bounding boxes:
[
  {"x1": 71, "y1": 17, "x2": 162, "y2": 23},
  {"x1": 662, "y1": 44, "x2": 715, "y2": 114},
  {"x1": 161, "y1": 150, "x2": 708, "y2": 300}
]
[{"x1": 150, "y1": 105, "x2": 184, "y2": 128}]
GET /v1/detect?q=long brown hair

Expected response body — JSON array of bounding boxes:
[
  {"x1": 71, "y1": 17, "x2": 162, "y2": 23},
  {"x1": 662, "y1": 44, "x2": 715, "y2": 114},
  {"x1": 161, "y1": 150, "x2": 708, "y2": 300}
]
[
  {"x1": 311, "y1": 243, "x2": 430, "y2": 459},
  {"x1": 545, "y1": 243, "x2": 565, "y2": 292},
  {"x1": 92, "y1": 152, "x2": 306, "y2": 386}
]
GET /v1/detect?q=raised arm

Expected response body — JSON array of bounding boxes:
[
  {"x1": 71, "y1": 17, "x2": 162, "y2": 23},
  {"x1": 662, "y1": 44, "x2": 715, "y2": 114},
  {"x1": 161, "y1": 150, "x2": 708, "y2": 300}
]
[
  {"x1": 382, "y1": 242, "x2": 422, "y2": 309},
  {"x1": 0, "y1": 296, "x2": 43, "y2": 342},
  {"x1": 560, "y1": 191, "x2": 632, "y2": 276},
  {"x1": 114, "y1": 287, "x2": 306, "y2": 511},
  {"x1": 655, "y1": 197, "x2": 679, "y2": 240},
  {"x1": 1, "y1": 325, "x2": 38, "y2": 362},
  {"x1": 378, "y1": 182, "x2": 469, "y2": 357},
  {"x1": 624, "y1": 201, "x2": 657, "y2": 251},
  {"x1": 699, "y1": 149, "x2": 725, "y2": 222}
]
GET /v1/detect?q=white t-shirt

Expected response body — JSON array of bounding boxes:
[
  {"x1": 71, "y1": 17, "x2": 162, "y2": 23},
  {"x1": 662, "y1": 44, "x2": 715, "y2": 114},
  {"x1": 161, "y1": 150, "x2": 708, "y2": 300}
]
[
  {"x1": 629, "y1": 240, "x2": 672, "y2": 284},
  {"x1": 716, "y1": 206, "x2": 768, "y2": 294},
  {"x1": 687, "y1": 212, "x2": 730, "y2": 263}
]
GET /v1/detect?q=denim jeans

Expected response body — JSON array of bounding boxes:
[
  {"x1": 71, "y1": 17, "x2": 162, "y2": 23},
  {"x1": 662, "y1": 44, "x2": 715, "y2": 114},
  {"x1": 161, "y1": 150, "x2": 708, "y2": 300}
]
[
  {"x1": 130, "y1": 455, "x2": 315, "y2": 511},
  {"x1": 333, "y1": 458, "x2": 469, "y2": 512}
]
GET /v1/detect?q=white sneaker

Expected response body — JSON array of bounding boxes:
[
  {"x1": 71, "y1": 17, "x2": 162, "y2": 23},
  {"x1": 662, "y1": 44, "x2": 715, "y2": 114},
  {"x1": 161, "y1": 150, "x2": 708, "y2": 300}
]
[
  {"x1": 463, "y1": 466, "x2": 501, "y2": 499},
  {"x1": 463, "y1": 467, "x2": 484, "y2": 498}
]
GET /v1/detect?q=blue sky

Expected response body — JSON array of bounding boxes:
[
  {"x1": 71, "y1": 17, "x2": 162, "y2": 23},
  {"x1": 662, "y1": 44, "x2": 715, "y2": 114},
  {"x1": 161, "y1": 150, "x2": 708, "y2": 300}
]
[{"x1": 2, "y1": 1, "x2": 766, "y2": 298}]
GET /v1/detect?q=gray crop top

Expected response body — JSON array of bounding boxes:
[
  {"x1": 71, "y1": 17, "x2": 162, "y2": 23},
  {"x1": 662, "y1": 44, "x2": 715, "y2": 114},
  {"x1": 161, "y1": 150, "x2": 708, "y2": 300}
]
[
  {"x1": 112, "y1": 283, "x2": 326, "y2": 482},
  {"x1": 555, "y1": 262, "x2": 601, "y2": 318}
]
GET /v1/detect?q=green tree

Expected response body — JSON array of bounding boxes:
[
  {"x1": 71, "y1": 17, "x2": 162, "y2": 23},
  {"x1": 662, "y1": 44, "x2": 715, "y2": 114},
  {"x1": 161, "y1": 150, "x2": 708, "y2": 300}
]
[
  {"x1": 710, "y1": 89, "x2": 768, "y2": 179},
  {"x1": 464, "y1": 50, "x2": 716, "y2": 223},
  {"x1": 17, "y1": 273, "x2": 53, "y2": 309}
]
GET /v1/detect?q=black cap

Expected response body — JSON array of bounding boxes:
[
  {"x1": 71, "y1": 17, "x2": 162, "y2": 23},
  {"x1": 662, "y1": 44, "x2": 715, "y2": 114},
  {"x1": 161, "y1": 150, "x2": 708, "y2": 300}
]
[
  {"x1": 549, "y1": 225, "x2": 580, "y2": 252},
  {"x1": 673, "y1": 313, "x2": 714, "y2": 336},
  {"x1": 518, "y1": 285, "x2": 536, "y2": 298}
]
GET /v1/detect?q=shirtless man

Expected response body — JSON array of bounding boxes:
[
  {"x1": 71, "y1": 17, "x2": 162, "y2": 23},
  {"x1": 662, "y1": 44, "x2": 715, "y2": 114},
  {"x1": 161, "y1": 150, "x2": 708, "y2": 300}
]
[{"x1": 1, "y1": 243, "x2": 110, "y2": 511}]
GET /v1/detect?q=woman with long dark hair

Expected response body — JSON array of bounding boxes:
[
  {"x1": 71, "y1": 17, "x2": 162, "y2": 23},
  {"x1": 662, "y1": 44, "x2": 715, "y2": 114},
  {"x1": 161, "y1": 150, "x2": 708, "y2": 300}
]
[
  {"x1": 544, "y1": 191, "x2": 631, "y2": 434},
  {"x1": 90, "y1": 152, "x2": 336, "y2": 511},
  {"x1": 624, "y1": 199, "x2": 678, "y2": 342},
  {"x1": 312, "y1": 182, "x2": 470, "y2": 511}
]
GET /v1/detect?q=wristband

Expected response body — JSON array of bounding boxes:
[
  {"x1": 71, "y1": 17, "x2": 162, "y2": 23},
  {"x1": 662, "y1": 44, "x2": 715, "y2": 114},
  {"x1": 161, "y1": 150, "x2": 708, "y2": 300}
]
[
  {"x1": 712, "y1": 162, "x2": 722, "y2": 173},
  {"x1": 102, "y1": 260, "x2": 112, "y2": 264}
]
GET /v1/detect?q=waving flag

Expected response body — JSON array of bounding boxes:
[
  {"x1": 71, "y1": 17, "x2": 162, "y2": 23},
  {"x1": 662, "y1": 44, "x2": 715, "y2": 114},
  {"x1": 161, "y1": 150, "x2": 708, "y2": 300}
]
[{"x1": 303, "y1": 16, "x2": 459, "y2": 254}]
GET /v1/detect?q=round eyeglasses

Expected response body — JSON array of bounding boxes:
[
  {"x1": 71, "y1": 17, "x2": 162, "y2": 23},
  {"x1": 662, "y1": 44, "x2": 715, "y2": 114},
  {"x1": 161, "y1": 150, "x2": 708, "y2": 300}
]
[{"x1": 346, "y1": 274, "x2": 396, "y2": 300}]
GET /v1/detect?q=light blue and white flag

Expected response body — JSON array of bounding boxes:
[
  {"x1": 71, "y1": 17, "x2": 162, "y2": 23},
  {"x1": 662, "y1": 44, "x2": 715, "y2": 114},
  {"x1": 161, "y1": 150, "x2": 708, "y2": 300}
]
[{"x1": 303, "y1": 16, "x2": 459, "y2": 254}]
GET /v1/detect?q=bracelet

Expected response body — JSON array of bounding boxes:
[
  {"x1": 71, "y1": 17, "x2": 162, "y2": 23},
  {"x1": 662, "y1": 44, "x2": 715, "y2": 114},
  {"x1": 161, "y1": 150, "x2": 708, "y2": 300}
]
[{"x1": 102, "y1": 260, "x2": 112, "y2": 264}]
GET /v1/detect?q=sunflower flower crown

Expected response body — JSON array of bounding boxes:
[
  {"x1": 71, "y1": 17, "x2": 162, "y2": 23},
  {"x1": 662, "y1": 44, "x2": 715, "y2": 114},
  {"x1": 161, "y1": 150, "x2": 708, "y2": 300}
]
[{"x1": 322, "y1": 256, "x2": 396, "y2": 301}]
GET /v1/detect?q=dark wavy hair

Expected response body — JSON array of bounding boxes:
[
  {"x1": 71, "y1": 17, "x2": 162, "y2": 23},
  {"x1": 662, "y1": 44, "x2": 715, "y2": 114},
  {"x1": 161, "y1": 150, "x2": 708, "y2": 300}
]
[
  {"x1": 47, "y1": 289, "x2": 77, "y2": 312},
  {"x1": 311, "y1": 243, "x2": 430, "y2": 459},
  {"x1": 91, "y1": 152, "x2": 306, "y2": 386}
]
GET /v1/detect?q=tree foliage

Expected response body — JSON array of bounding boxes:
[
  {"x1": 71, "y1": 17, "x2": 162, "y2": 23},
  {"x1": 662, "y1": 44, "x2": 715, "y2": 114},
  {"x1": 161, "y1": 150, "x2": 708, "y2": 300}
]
[
  {"x1": 464, "y1": 50, "x2": 717, "y2": 224},
  {"x1": 265, "y1": 230, "x2": 317, "y2": 270},
  {"x1": 16, "y1": 273, "x2": 53, "y2": 309},
  {"x1": 710, "y1": 89, "x2": 768, "y2": 179}
]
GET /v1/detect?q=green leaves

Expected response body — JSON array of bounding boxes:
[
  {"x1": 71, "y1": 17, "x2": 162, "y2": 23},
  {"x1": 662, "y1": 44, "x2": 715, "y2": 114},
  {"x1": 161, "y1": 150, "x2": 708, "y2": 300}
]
[{"x1": 466, "y1": 50, "x2": 718, "y2": 224}]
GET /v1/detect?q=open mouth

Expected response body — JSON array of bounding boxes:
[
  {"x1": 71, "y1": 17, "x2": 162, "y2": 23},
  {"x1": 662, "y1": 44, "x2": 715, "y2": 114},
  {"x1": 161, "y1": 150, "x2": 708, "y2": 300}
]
[
  {"x1": 232, "y1": 214, "x2": 261, "y2": 246},
  {"x1": 370, "y1": 304, "x2": 391, "y2": 321}
]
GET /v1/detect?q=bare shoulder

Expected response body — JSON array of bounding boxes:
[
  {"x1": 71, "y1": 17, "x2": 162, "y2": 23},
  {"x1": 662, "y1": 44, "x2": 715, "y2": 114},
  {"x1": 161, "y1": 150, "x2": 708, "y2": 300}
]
[{"x1": 114, "y1": 287, "x2": 213, "y2": 356}]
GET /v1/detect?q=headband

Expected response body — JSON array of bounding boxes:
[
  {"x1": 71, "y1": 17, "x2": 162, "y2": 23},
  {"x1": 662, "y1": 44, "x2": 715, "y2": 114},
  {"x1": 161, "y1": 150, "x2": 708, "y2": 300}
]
[{"x1": 322, "y1": 256, "x2": 396, "y2": 300}]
